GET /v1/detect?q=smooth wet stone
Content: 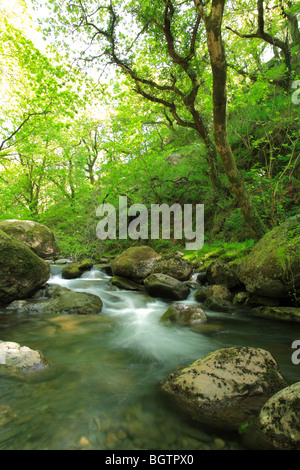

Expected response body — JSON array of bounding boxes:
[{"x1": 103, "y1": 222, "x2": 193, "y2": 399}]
[{"x1": 144, "y1": 273, "x2": 190, "y2": 300}]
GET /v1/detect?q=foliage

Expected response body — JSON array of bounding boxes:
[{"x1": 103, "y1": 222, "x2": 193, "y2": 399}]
[{"x1": 0, "y1": 0, "x2": 299, "y2": 258}]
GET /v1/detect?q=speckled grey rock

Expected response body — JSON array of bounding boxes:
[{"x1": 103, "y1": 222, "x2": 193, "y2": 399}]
[
  {"x1": 242, "y1": 382, "x2": 300, "y2": 450},
  {"x1": 160, "y1": 346, "x2": 286, "y2": 430}
]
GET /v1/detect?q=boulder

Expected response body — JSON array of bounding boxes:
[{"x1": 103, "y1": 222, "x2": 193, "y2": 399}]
[
  {"x1": 144, "y1": 273, "x2": 190, "y2": 300},
  {"x1": 194, "y1": 285, "x2": 233, "y2": 312},
  {"x1": 7, "y1": 285, "x2": 103, "y2": 315},
  {"x1": 111, "y1": 246, "x2": 161, "y2": 283},
  {"x1": 160, "y1": 303, "x2": 207, "y2": 326},
  {"x1": 0, "y1": 219, "x2": 60, "y2": 259},
  {"x1": 0, "y1": 229, "x2": 50, "y2": 305},
  {"x1": 242, "y1": 382, "x2": 300, "y2": 450},
  {"x1": 62, "y1": 260, "x2": 93, "y2": 279},
  {"x1": 0, "y1": 340, "x2": 48, "y2": 376},
  {"x1": 160, "y1": 346, "x2": 286, "y2": 431},
  {"x1": 237, "y1": 215, "x2": 300, "y2": 302},
  {"x1": 151, "y1": 254, "x2": 193, "y2": 281},
  {"x1": 206, "y1": 260, "x2": 240, "y2": 289}
]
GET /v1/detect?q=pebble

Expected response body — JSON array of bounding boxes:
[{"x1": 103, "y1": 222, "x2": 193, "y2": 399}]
[
  {"x1": 214, "y1": 437, "x2": 226, "y2": 449},
  {"x1": 79, "y1": 436, "x2": 90, "y2": 447}
]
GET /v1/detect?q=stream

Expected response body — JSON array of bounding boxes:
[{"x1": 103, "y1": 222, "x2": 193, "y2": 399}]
[{"x1": 0, "y1": 264, "x2": 299, "y2": 450}]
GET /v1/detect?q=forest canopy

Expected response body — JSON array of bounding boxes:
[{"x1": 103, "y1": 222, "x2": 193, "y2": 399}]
[{"x1": 0, "y1": 0, "x2": 299, "y2": 258}]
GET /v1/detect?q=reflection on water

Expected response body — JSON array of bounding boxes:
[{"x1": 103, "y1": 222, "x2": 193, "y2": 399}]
[{"x1": 0, "y1": 266, "x2": 298, "y2": 450}]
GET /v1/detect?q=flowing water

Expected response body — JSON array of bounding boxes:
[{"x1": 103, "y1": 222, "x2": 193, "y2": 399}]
[{"x1": 0, "y1": 265, "x2": 299, "y2": 450}]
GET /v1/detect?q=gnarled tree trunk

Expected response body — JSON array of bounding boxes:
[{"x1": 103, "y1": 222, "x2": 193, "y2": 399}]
[{"x1": 194, "y1": 0, "x2": 265, "y2": 239}]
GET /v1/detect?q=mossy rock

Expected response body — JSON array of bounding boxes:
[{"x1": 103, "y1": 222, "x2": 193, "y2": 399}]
[
  {"x1": 160, "y1": 303, "x2": 207, "y2": 326},
  {"x1": 237, "y1": 215, "x2": 300, "y2": 303},
  {"x1": 0, "y1": 219, "x2": 60, "y2": 259},
  {"x1": 111, "y1": 246, "x2": 161, "y2": 283},
  {"x1": 0, "y1": 229, "x2": 50, "y2": 305},
  {"x1": 251, "y1": 306, "x2": 300, "y2": 323},
  {"x1": 7, "y1": 286, "x2": 103, "y2": 315},
  {"x1": 144, "y1": 273, "x2": 190, "y2": 300},
  {"x1": 62, "y1": 260, "x2": 93, "y2": 279},
  {"x1": 151, "y1": 254, "x2": 193, "y2": 281}
]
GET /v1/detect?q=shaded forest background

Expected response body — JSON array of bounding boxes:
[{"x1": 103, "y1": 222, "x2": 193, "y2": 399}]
[{"x1": 0, "y1": 0, "x2": 299, "y2": 260}]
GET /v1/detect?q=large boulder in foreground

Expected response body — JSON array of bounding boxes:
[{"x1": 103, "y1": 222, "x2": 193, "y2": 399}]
[
  {"x1": 144, "y1": 273, "x2": 190, "y2": 300},
  {"x1": 111, "y1": 246, "x2": 161, "y2": 283},
  {"x1": 237, "y1": 215, "x2": 300, "y2": 303},
  {"x1": 0, "y1": 219, "x2": 60, "y2": 259},
  {"x1": 242, "y1": 382, "x2": 300, "y2": 450},
  {"x1": 160, "y1": 347, "x2": 286, "y2": 431},
  {"x1": 0, "y1": 229, "x2": 50, "y2": 305}
]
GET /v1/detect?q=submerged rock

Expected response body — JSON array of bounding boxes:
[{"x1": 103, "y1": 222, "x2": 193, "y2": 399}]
[
  {"x1": 0, "y1": 219, "x2": 60, "y2": 259},
  {"x1": 160, "y1": 303, "x2": 207, "y2": 326},
  {"x1": 160, "y1": 346, "x2": 286, "y2": 431},
  {"x1": 0, "y1": 229, "x2": 50, "y2": 305},
  {"x1": 237, "y1": 215, "x2": 300, "y2": 303},
  {"x1": 242, "y1": 382, "x2": 300, "y2": 450},
  {"x1": 62, "y1": 259, "x2": 93, "y2": 279},
  {"x1": 144, "y1": 273, "x2": 190, "y2": 300},
  {"x1": 111, "y1": 246, "x2": 161, "y2": 283}
]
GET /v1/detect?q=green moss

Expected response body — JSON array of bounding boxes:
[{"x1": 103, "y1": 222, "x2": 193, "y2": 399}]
[{"x1": 183, "y1": 240, "x2": 254, "y2": 270}]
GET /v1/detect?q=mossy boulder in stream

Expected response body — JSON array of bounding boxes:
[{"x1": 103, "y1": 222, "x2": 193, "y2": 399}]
[
  {"x1": 144, "y1": 273, "x2": 190, "y2": 300},
  {"x1": 111, "y1": 246, "x2": 161, "y2": 283},
  {"x1": 7, "y1": 285, "x2": 103, "y2": 315},
  {"x1": 0, "y1": 219, "x2": 60, "y2": 259},
  {"x1": 62, "y1": 260, "x2": 93, "y2": 279},
  {"x1": 160, "y1": 346, "x2": 286, "y2": 431},
  {"x1": 237, "y1": 215, "x2": 300, "y2": 303},
  {"x1": 160, "y1": 303, "x2": 207, "y2": 326},
  {"x1": 0, "y1": 229, "x2": 50, "y2": 305},
  {"x1": 151, "y1": 254, "x2": 193, "y2": 281}
]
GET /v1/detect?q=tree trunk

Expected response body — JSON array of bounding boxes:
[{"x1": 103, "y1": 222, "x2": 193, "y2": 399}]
[{"x1": 195, "y1": 0, "x2": 265, "y2": 239}]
